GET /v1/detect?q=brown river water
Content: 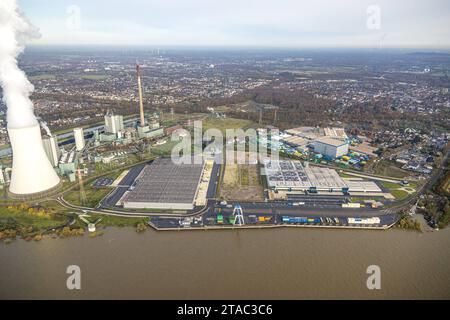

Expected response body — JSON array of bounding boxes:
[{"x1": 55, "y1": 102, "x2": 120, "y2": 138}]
[{"x1": 0, "y1": 227, "x2": 449, "y2": 299}]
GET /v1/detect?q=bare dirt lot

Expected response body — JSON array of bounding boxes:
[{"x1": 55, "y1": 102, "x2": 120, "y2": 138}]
[{"x1": 220, "y1": 163, "x2": 264, "y2": 201}]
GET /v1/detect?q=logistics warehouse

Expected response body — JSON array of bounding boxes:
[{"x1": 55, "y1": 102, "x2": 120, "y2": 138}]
[
  {"x1": 263, "y1": 160, "x2": 381, "y2": 194},
  {"x1": 118, "y1": 158, "x2": 208, "y2": 210}
]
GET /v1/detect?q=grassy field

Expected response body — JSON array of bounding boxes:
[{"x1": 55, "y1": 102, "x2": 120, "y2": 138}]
[
  {"x1": 64, "y1": 186, "x2": 111, "y2": 208},
  {"x1": 381, "y1": 181, "x2": 402, "y2": 189},
  {"x1": 87, "y1": 213, "x2": 148, "y2": 228},
  {"x1": 373, "y1": 160, "x2": 411, "y2": 179},
  {"x1": 390, "y1": 189, "x2": 410, "y2": 200},
  {"x1": 380, "y1": 181, "x2": 416, "y2": 200}
]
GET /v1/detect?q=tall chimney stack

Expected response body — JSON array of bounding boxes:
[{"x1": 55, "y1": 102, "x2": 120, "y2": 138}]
[{"x1": 136, "y1": 64, "x2": 146, "y2": 127}]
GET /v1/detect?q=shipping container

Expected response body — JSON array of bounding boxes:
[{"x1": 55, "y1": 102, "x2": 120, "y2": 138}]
[
  {"x1": 348, "y1": 217, "x2": 381, "y2": 225},
  {"x1": 282, "y1": 216, "x2": 308, "y2": 223},
  {"x1": 342, "y1": 203, "x2": 361, "y2": 208}
]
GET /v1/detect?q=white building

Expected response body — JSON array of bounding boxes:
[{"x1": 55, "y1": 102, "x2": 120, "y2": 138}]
[
  {"x1": 8, "y1": 124, "x2": 61, "y2": 196},
  {"x1": 0, "y1": 167, "x2": 5, "y2": 185},
  {"x1": 42, "y1": 135, "x2": 61, "y2": 167},
  {"x1": 104, "y1": 111, "x2": 124, "y2": 134},
  {"x1": 313, "y1": 138, "x2": 349, "y2": 159},
  {"x1": 73, "y1": 127, "x2": 85, "y2": 151}
]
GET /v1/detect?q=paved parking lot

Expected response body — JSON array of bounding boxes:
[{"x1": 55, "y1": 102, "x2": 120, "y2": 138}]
[
  {"x1": 100, "y1": 164, "x2": 147, "y2": 207},
  {"x1": 92, "y1": 177, "x2": 113, "y2": 188}
]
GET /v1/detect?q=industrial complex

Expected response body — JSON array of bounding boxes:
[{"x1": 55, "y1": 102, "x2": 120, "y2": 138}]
[
  {"x1": 0, "y1": 59, "x2": 426, "y2": 234},
  {"x1": 7, "y1": 124, "x2": 61, "y2": 199}
]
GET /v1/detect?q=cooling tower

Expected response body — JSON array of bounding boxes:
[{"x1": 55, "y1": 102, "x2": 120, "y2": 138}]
[{"x1": 8, "y1": 124, "x2": 61, "y2": 197}]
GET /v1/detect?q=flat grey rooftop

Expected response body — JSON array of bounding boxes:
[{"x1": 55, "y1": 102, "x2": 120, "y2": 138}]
[
  {"x1": 122, "y1": 158, "x2": 204, "y2": 204},
  {"x1": 264, "y1": 160, "x2": 345, "y2": 189},
  {"x1": 263, "y1": 160, "x2": 381, "y2": 193}
]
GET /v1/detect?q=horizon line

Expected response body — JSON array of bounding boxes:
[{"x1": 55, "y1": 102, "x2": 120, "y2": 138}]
[{"x1": 25, "y1": 44, "x2": 450, "y2": 52}]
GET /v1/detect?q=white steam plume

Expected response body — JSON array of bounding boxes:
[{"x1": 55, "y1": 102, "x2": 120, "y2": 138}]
[{"x1": 0, "y1": 0, "x2": 41, "y2": 129}]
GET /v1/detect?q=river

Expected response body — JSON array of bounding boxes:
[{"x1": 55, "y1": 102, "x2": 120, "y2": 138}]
[{"x1": 0, "y1": 227, "x2": 449, "y2": 299}]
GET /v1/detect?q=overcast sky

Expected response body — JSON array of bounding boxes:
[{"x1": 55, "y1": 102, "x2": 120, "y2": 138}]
[{"x1": 20, "y1": 0, "x2": 450, "y2": 49}]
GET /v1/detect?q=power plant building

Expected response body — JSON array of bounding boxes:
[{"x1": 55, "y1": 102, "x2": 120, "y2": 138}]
[
  {"x1": 7, "y1": 124, "x2": 61, "y2": 198},
  {"x1": 42, "y1": 135, "x2": 61, "y2": 167},
  {"x1": 137, "y1": 126, "x2": 164, "y2": 139},
  {"x1": 134, "y1": 64, "x2": 164, "y2": 139},
  {"x1": 100, "y1": 132, "x2": 117, "y2": 142},
  {"x1": 58, "y1": 151, "x2": 78, "y2": 182},
  {"x1": 105, "y1": 111, "x2": 124, "y2": 134},
  {"x1": 73, "y1": 127, "x2": 85, "y2": 151}
]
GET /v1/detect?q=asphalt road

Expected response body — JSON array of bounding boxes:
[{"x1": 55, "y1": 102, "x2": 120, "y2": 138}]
[
  {"x1": 206, "y1": 163, "x2": 221, "y2": 199},
  {"x1": 151, "y1": 204, "x2": 398, "y2": 229},
  {"x1": 100, "y1": 164, "x2": 146, "y2": 208}
]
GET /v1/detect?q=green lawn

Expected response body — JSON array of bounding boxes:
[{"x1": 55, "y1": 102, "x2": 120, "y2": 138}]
[
  {"x1": 374, "y1": 160, "x2": 410, "y2": 179},
  {"x1": 64, "y1": 187, "x2": 111, "y2": 208},
  {"x1": 373, "y1": 160, "x2": 410, "y2": 179},
  {"x1": 88, "y1": 213, "x2": 148, "y2": 228},
  {"x1": 390, "y1": 189, "x2": 409, "y2": 200},
  {"x1": 381, "y1": 181, "x2": 402, "y2": 189}
]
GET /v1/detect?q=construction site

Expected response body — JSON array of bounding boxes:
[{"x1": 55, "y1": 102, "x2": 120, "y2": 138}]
[{"x1": 220, "y1": 162, "x2": 264, "y2": 202}]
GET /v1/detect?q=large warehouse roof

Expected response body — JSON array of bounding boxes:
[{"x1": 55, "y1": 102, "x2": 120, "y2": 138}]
[
  {"x1": 314, "y1": 138, "x2": 347, "y2": 147},
  {"x1": 121, "y1": 158, "x2": 204, "y2": 207},
  {"x1": 263, "y1": 160, "x2": 381, "y2": 193},
  {"x1": 284, "y1": 126, "x2": 348, "y2": 141},
  {"x1": 264, "y1": 160, "x2": 344, "y2": 189}
]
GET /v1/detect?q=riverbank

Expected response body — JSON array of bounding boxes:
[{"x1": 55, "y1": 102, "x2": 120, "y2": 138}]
[
  {"x1": 0, "y1": 201, "x2": 150, "y2": 243},
  {"x1": 0, "y1": 199, "x2": 430, "y2": 243}
]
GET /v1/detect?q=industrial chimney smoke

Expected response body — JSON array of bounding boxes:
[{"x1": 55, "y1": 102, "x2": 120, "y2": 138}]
[{"x1": 0, "y1": 0, "x2": 61, "y2": 198}]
